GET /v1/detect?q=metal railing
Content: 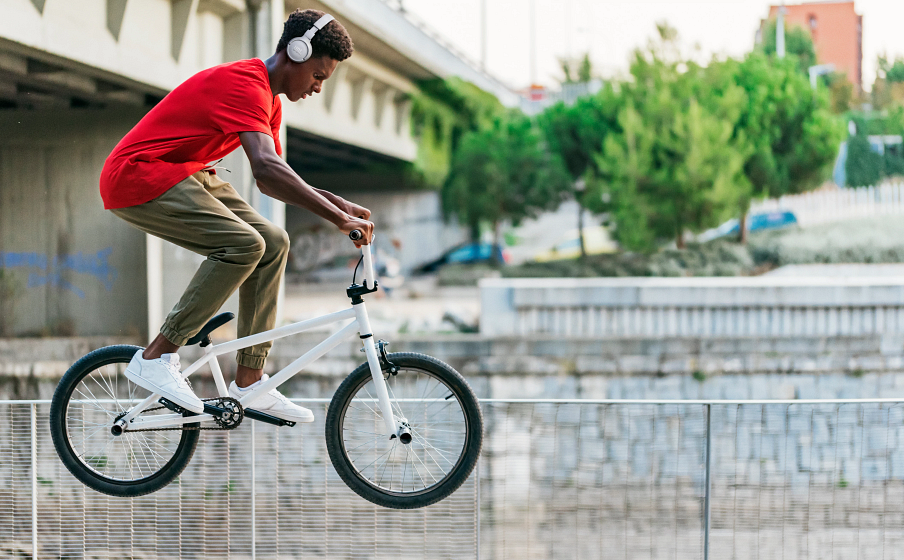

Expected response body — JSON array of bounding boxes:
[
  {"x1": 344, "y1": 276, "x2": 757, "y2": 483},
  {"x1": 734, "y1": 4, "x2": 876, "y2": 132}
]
[{"x1": 3, "y1": 398, "x2": 904, "y2": 559}]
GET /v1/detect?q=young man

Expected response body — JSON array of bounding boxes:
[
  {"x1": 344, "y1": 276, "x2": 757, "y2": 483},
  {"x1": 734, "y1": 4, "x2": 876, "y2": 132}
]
[{"x1": 99, "y1": 9, "x2": 373, "y2": 422}]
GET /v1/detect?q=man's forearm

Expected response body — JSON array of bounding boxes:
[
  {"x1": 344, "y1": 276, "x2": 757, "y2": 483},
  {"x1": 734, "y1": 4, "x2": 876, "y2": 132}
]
[
  {"x1": 255, "y1": 161, "x2": 347, "y2": 226},
  {"x1": 313, "y1": 187, "x2": 348, "y2": 212}
]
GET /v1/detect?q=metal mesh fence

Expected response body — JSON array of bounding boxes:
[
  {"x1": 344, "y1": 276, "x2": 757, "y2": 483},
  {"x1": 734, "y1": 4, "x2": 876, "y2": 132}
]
[
  {"x1": 4, "y1": 400, "x2": 904, "y2": 559},
  {"x1": 5, "y1": 401, "x2": 476, "y2": 560},
  {"x1": 707, "y1": 403, "x2": 904, "y2": 560}
]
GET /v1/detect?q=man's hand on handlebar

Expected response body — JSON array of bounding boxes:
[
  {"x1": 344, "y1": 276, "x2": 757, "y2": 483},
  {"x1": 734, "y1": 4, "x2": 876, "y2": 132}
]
[
  {"x1": 343, "y1": 200, "x2": 371, "y2": 221},
  {"x1": 339, "y1": 216, "x2": 374, "y2": 247}
]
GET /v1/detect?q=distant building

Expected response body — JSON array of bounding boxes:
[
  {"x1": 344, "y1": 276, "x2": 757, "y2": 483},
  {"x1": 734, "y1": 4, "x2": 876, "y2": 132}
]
[
  {"x1": 763, "y1": 1, "x2": 863, "y2": 91},
  {"x1": 518, "y1": 80, "x2": 603, "y2": 116}
]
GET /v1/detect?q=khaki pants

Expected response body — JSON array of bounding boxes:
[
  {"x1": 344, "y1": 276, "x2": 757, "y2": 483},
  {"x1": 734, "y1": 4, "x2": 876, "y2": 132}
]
[{"x1": 112, "y1": 171, "x2": 289, "y2": 369}]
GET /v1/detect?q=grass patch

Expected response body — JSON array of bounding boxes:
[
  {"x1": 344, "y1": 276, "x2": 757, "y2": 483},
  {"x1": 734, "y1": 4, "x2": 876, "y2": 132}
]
[{"x1": 503, "y1": 217, "x2": 904, "y2": 278}]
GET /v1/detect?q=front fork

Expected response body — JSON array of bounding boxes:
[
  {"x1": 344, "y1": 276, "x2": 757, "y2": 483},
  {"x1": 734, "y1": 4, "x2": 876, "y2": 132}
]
[{"x1": 354, "y1": 302, "x2": 399, "y2": 437}]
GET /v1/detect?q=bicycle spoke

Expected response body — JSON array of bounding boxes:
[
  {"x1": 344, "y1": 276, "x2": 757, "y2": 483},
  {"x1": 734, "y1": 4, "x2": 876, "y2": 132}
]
[
  {"x1": 72, "y1": 388, "x2": 115, "y2": 418},
  {"x1": 412, "y1": 435, "x2": 455, "y2": 471},
  {"x1": 408, "y1": 446, "x2": 438, "y2": 484},
  {"x1": 411, "y1": 433, "x2": 459, "y2": 460},
  {"x1": 66, "y1": 361, "x2": 185, "y2": 483},
  {"x1": 340, "y1": 364, "x2": 469, "y2": 495},
  {"x1": 385, "y1": 381, "x2": 407, "y2": 422},
  {"x1": 377, "y1": 440, "x2": 398, "y2": 487},
  {"x1": 345, "y1": 437, "x2": 380, "y2": 455},
  {"x1": 354, "y1": 445, "x2": 395, "y2": 475}
]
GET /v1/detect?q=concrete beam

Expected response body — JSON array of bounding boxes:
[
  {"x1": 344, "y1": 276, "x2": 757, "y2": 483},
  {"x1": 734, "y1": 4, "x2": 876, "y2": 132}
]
[
  {"x1": 171, "y1": 0, "x2": 200, "y2": 61},
  {"x1": 321, "y1": 63, "x2": 347, "y2": 113},
  {"x1": 28, "y1": 60, "x2": 97, "y2": 94},
  {"x1": 345, "y1": 68, "x2": 371, "y2": 121},
  {"x1": 371, "y1": 80, "x2": 389, "y2": 129},
  {"x1": 15, "y1": 89, "x2": 69, "y2": 109},
  {"x1": 393, "y1": 92, "x2": 410, "y2": 136},
  {"x1": 198, "y1": 0, "x2": 246, "y2": 17},
  {"x1": 100, "y1": 88, "x2": 146, "y2": 106},
  {"x1": 0, "y1": 52, "x2": 27, "y2": 76},
  {"x1": 312, "y1": 0, "x2": 517, "y2": 106},
  {"x1": 107, "y1": 0, "x2": 128, "y2": 41},
  {"x1": 0, "y1": 81, "x2": 16, "y2": 100}
]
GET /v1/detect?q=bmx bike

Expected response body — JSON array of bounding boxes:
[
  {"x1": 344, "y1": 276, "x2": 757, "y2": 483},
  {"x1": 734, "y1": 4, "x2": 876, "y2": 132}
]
[{"x1": 49, "y1": 231, "x2": 483, "y2": 509}]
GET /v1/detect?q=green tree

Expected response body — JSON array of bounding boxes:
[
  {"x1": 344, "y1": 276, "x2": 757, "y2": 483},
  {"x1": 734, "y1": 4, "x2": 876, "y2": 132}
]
[
  {"x1": 758, "y1": 19, "x2": 817, "y2": 74},
  {"x1": 845, "y1": 134, "x2": 883, "y2": 186},
  {"x1": 592, "y1": 25, "x2": 750, "y2": 251},
  {"x1": 410, "y1": 77, "x2": 506, "y2": 188},
  {"x1": 537, "y1": 86, "x2": 623, "y2": 255},
  {"x1": 559, "y1": 52, "x2": 594, "y2": 84},
  {"x1": 879, "y1": 55, "x2": 904, "y2": 83},
  {"x1": 443, "y1": 114, "x2": 571, "y2": 250},
  {"x1": 731, "y1": 52, "x2": 844, "y2": 240},
  {"x1": 873, "y1": 55, "x2": 904, "y2": 110}
]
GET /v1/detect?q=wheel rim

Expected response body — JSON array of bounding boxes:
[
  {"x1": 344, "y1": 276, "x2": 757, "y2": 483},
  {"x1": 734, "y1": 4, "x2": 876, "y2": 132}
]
[
  {"x1": 63, "y1": 359, "x2": 188, "y2": 484},
  {"x1": 338, "y1": 365, "x2": 470, "y2": 497}
]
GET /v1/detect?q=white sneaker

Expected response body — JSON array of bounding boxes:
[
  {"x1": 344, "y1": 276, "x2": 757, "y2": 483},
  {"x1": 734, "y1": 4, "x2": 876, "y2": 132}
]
[
  {"x1": 228, "y1": 375, "x2": 314, "y2": 424},
  {"x1": 124, "y1": 350, "x2": 204, "y2": 414}
]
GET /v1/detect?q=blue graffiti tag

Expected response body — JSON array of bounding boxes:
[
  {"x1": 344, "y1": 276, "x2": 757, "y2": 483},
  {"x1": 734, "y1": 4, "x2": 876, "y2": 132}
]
[{"x1": 0, "y1": 248, "x2": 118, "y2": 299}]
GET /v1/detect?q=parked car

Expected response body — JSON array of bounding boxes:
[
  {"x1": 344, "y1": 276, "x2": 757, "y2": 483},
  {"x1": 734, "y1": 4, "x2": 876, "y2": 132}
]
[
  {"x1": 415, "y1": 242, "x2": 509, "y2": 273},
  {"x1": 697, "y1": 211, "x2": 798, "y2": 242}
]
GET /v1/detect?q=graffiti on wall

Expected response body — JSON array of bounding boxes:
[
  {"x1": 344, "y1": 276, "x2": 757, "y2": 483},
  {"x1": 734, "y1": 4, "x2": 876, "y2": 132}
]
[{"x1": 0, "y1": 248, "x2": 118, "y2": 299}]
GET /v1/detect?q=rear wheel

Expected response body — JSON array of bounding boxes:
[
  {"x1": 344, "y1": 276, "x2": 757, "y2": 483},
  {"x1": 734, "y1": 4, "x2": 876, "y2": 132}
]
[
  {"x1": 325, "y1": 353, "x2": 483, "y2": 509},
  {"x1": 49, "y1": 345, "x2": 200, "y2": 497}
]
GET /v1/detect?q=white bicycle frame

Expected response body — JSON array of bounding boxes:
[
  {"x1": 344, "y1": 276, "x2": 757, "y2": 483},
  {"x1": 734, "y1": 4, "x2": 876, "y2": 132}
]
[{"x1": 116, "y1": 243, "x2": 400, "y2": 437}]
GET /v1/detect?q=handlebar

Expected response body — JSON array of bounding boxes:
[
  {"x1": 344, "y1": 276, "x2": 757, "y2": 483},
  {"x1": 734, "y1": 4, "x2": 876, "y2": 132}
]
[{"x1": 349, "y1": 230, "x2": 376, "y2": 287}]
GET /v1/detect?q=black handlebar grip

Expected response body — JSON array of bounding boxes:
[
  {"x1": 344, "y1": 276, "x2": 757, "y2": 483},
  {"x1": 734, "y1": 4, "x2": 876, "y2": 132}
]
[{"x1": 349, "y1": 230, "x2": 363, "y2": 241}]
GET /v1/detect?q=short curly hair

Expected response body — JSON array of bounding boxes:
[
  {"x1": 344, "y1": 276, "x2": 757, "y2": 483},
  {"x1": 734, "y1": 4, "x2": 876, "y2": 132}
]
[{"x1": 276, "y1": 9, "x2": 354, "y2": 61}]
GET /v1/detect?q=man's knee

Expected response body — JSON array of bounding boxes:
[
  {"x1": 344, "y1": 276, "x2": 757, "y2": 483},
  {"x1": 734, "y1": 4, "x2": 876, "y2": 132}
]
[
  {"x1": 222, "y1": 227, "x2": 266, "y2": 265},
  {"x1": 260, "y1": 225, "x2": 290, "y2": 259}
]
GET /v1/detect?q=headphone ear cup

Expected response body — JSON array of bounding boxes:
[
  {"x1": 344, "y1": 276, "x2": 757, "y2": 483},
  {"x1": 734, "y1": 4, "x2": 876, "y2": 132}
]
[{"x1": 287, "y1": 37, "x2": 311, "y2": 63}]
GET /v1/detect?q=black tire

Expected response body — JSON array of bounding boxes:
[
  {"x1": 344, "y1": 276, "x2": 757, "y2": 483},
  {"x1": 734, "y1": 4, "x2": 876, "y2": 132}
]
[
  {"x1": 49, "y1": 345, "x2": 200, "y2": 497},
  {"x1": 325, "y1": 352, "x2": 483, "y2": 509}
]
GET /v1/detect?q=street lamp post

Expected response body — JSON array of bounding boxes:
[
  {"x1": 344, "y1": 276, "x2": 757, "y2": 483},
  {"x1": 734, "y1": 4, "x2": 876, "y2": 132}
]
[
  {"x1": 776, "y1": 2, "x2": 786, "y2": 58},
  {"x1": 809, "y1": 64, "x2": 836, "y2": 89},
  {"x1": 481, "y1": 0, "x2": 487, "y2": 71},
  {"x1": 529, "y1": 0, "x2": 537, "y2": 85}
]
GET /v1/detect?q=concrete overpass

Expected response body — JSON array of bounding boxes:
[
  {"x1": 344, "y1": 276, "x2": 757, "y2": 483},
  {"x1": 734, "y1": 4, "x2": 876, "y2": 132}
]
[{"x1": 0, "y1": 0, "x2": 514, "y2": 339}]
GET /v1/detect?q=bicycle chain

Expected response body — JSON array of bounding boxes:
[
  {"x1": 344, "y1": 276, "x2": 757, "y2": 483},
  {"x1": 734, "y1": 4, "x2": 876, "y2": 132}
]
[{"x1": 116, "y1": 397, "x2": 244, "y2": 433}]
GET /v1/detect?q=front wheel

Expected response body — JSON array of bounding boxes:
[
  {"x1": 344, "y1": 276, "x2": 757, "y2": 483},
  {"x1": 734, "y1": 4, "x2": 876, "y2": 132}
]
[{"x1": 325, "y1": 353, "x2": 483, "y2": 509}]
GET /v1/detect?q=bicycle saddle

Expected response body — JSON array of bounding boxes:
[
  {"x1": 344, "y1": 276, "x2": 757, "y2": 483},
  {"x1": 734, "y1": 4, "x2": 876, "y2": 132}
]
[{"x1": 185, "y1": 312, "x2": 235, "y2": 347}]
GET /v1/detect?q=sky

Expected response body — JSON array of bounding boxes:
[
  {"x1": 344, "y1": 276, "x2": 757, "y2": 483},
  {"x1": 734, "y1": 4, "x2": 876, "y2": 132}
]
[{"x1": 398, "y1": 0, "x2": 904, "y2": 91}]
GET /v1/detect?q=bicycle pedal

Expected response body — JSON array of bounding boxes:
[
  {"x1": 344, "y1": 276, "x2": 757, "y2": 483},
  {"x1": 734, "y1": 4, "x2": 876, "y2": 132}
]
[
  {"x1": 158, "y1": 397, "x2": 188, "y2": 415},
  {"x1": 244, "y1": 408, "x2": 296, "y2": 428}
]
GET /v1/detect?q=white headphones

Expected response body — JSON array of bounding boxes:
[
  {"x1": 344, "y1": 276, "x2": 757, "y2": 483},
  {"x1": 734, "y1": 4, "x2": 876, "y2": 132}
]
[{"x1": 286, "y1": 14, "x2": 335, "y2": 63}]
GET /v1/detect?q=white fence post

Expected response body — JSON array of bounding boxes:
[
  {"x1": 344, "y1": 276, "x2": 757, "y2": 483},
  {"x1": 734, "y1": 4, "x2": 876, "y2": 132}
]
[
  {"x1": 476, "y1": 456, "x2": 481, "y2": 560},
  {"x1": 703, "y1": 404, "x2": 712, "y2": 560},
  {"x1": 31, "y1": 403, "x2": 37, "y2": 560},
  {"x1": 251, "y1": 420, "x2": 256, "y2": 560}
]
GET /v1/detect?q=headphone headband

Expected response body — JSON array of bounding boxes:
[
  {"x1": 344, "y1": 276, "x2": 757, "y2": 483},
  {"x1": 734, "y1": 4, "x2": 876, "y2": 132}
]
[
  {"x1": 287, "y1": 13, "x2": 335, "y2": 63},
  {"x1": 303, "y1": 14, "x2": 334, "y2": 41}
]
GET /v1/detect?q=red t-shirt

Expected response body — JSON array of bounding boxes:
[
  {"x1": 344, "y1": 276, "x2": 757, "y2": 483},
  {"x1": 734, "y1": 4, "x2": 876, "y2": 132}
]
[{"x1": 100, "y1": 58, "x2": 282, "y2": 209}]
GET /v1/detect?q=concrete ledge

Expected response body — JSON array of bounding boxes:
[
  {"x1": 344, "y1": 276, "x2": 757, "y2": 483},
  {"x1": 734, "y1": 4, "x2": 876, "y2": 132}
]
[
  {"x1": 480, "y1": 277, "x2": 904, "y2": 336},
  {"x1": 3, "y1": 334, "x2": 902, "y2": 382},
  {"x1": 0, "y1": 337, "x2": 138, "y2": 378}
]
